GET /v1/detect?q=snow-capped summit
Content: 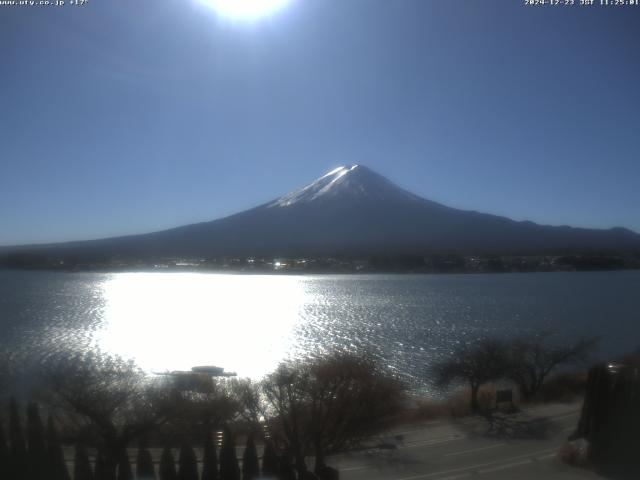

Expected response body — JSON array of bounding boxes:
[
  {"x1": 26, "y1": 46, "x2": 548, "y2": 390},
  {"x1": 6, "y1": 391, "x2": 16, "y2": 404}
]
[
  {"x1": 6, "y1": 165, "x2": 640, "y2": 259},
  {"x1": 269, "y1": 164, "x2": 421, "y2": 207}
]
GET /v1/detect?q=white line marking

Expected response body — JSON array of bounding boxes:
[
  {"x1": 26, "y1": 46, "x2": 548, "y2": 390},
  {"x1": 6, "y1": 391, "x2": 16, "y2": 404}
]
[
  {"x1": 536, "y1": 453, "x2": 557, "y2": 460},
  {"x1": 404, "y1": 437, "x2": 462, "y2": 448},
  {"x1": 444, "y1": 443, "x2": 507, "y2": 457},
  {"x1": 435, "y1": 473, "x2": 472, "y2": 480}
]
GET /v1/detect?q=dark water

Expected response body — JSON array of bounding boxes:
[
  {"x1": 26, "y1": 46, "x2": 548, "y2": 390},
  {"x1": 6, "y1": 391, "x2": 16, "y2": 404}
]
[{"x1": 1, "y1": 269, "x2": 639, "y2": 391}]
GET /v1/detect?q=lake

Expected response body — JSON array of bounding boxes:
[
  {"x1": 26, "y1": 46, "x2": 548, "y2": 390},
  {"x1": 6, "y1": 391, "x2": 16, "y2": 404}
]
[{"x1": 1, "y1": 269, "x2": 639, "y2": 392}]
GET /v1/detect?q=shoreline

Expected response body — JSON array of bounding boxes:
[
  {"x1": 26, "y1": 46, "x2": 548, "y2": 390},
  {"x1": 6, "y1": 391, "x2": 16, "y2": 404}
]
[{"x1": 1, "y1": 265, "x2": 639, "y2": 276}]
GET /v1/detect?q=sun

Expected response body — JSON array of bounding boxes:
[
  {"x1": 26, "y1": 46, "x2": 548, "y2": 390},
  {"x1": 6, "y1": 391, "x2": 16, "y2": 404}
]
[{"x1": 198, "y1": 0, "x2": 291, "y2": 20}]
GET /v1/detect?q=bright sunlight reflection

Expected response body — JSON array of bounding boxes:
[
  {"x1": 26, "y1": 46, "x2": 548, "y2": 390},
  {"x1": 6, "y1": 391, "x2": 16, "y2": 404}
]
[
  {"x1": 95, "y1": 273, "x2": 306, "y2": 379},
  {"x1": 197, "y1": 0, "x2": 291, "y2": 20}
]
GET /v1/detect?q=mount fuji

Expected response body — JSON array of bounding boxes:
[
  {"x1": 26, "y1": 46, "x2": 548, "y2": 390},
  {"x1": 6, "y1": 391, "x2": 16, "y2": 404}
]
[{"x1": 5, "y1": 165, "x2": 640, "y2": 260}]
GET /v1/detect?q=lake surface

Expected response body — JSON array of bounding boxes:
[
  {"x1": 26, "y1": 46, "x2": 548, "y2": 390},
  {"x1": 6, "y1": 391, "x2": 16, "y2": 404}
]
[{"x1": 1, "y1": 270, "x2": 639, "y2": 392}]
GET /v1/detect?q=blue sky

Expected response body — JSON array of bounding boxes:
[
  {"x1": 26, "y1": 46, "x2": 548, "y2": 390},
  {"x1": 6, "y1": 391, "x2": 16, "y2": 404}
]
[{"x1": 1, "y1": 0, "x2": 639, "y2": 245}]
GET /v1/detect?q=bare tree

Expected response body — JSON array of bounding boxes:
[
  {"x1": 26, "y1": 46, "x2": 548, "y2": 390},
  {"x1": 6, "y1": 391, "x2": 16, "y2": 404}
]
[
  {"x1": 161, "y1": 374, "x2": 241, "y2": 441},
  {"x1": 433, "y1": 339, "x2": 508, "y2": 414},
  {"x1": 261, "y1": 362, "x2": 309, "y2": 474},
  {"x1": 40, "y1": 349, "x2": 171, "y2": 479},
  {"x1": 229, "y1": 378, "x2": 264, "y2": 432},
  {"x1": 261, "y1": 352, "x2": 406, "y2": 476},
  {"x1": 506, "y1": 333, "x2": 596, "y2": 401}
]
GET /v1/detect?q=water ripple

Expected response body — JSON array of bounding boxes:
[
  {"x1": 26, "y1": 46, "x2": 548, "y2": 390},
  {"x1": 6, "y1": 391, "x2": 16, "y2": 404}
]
[{"x1": 1, "y1": 270, "x2": 640, "y2": 393}]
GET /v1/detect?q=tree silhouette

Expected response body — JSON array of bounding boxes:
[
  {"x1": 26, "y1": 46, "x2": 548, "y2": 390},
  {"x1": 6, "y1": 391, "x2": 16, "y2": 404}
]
[
  {"x1": 261, "y1": 441, "x2": 279, "y2": 478},
  {"x1": 117, "y1": 450, "x2": 133, "y2": 480},
  {"x1": 219, "y1": 426, "x2": 240, "y2": 480},
  {"x1": 262, "y1": 352, "x2": 406, "y2": 474},
  {"x1": 434, "y1": 339, "x2": 507, "y2": 413},
  {"x1": 9, "y1": 398, "x2": 27, "y2": 480},
  {"x1": 278, "y1": 452, "x2": 296, "y2": 480},
  {"x1": 178, "y1": 442, "x2": 198, "y2": 480},
  {"x1": 163, "y1": 375, "x2": 240, "y2": 454},
  {"x1": 241, "y1": 435, "x2": 259, "y2": 480},
  {"x1": 201, "y1": 434, "x2": 218, "y2": 480},
  {"x1": 42, "y1": 350, "x2": 171, "y2": 479},
  {"x1": 46, "y1": 416, "x2": 71, "y2": 480},
  {"x1": 159, "y1": 447, "x2": 177, "y2": 480},
  {"x1": 229, "y1": 380, "x2": 263, "y2": 432},
  {"x1": 136, "y1": 447, "x2": 156, "y2": 480},
  {"x1": 27, "y1": 403, "x2": 47, "y2": 480},
  {"x1": 0, "y1": 420, "x2": 9, "y2": 480},
  {"x1": 73, "y1": 444, "x2": 94, "y2": 480},
  {"x1": 506, "y1": 333, "x2": 596, "y2": 401},
  {"x1": 94, "y1": 450, "x2": 111, "y2": 480}
]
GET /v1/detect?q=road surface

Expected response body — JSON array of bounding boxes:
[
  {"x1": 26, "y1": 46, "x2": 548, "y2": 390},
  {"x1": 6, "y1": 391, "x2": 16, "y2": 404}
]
[{"x1": 331, "y1": 402, "x2": 601, "y2": 480}]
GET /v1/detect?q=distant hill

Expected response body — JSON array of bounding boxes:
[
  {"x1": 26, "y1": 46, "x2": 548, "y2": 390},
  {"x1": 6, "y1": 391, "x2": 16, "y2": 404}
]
[{"x1": 2, "y1": 165, "x2": 640, "y2": 262}]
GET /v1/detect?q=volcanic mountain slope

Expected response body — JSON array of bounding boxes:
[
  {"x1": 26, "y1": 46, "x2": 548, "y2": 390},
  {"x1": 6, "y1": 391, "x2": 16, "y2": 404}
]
[{"x1": 5, "y1": 165, "x2": 640, "y2": 259}]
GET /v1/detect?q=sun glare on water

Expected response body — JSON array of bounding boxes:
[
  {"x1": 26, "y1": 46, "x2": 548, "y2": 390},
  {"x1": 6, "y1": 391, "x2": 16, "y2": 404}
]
[
  {"x1": 95, "y1": 273, "x2": 306, "y2": 379},
  {"x1": 197, "y1": 0, "x2": 291, "y2": 20}
]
